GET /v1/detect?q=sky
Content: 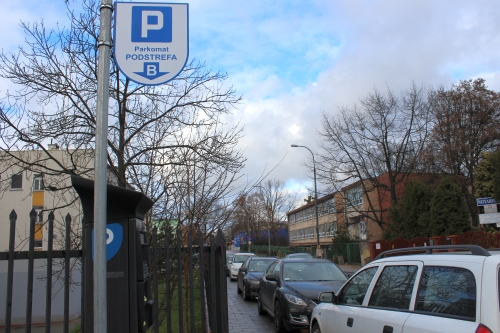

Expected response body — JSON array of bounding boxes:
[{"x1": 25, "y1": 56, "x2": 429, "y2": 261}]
[{"x1": 2, "y1": 0, "x2": 500, "y2": 202}]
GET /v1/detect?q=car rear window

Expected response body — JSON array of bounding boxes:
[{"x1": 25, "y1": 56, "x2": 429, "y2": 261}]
[
  {"x1": 283, "y1": 261, "x2": 346, "y2": 281},
  {"x1": 234, "y1": 255, "x2": 252, "y2": 263},
  {"x1": 248, "y1": 259, "x2": 274, "y2": 272},
  {"x1": 415, "y1": 266, "x2": 476, "y2": 321}
]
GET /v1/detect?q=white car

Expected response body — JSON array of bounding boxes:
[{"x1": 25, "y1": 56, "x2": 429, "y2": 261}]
[
  {"x1": 310, "y1": 245, "x2": 500, "y2": 333},
  {"x1": 229, "y1": 252, "x2": 255, "y2": 281}
]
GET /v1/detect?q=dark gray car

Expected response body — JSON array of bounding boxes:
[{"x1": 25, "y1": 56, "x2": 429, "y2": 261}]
[
  {"x1": 237, "y1": 256, "x2": 276, "y2": 300},
  {"x1": 258, "y1": 258, "x2": 347, "y2": 333}
]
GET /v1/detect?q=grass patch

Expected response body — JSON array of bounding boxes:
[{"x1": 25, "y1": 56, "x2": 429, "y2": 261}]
[{"x1": 152, "y1": 274, "x2": 204, "y2": 333}]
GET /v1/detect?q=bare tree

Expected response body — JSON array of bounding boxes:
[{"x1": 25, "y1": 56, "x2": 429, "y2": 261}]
[
  {"x1": 259, "y1": 179, "x2": 296, "y2": 249},
  {"x1": 0, "y1": 0, "x2": 244, "y2": 217},
  {"x1": 229, "y1": 179, "x2": 296, "y2": 248},
  {"x1": 317, "y1": 83, "x2": 431, "y2": 232},
  {"x1": 425, "y1": 78, "x2": 500, "y2": 225}
]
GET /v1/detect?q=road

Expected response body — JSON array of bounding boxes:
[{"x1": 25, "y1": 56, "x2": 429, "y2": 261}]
[
  {"x1": 227, "y1": 265, "x2": 360, "y2": 333},
  {"x1": 227, "y1": 276, "x2": 308, "y2": 333}
]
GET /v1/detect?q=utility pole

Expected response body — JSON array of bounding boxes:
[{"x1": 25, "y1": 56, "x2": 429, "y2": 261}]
[
  {"x1": 291, "y1": 144, "x2": 320, "y2": 247},
  {"x1": 94, "y1": 1, "x2": 113, "y2": 332}
]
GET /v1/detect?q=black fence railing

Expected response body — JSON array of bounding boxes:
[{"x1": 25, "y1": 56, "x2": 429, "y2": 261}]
[
  {"x1": 2, "y1": 209, "x2": 228, "y2": 333},
  {"x1": 3, "y1": 209, "x2": 81, "y2": 333},
  {"x1": 150, "y1": 227, "x2": 228, "y2": 333}
]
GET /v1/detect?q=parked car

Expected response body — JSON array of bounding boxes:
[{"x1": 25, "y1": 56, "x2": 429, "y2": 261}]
[
  {"x1": 285, "y1": 253, "x2": 313, "y2": 259},
  {"x1": 229, "y1": 252, "x2": 255, "y2": 281},
  {"x1": 258, "y1": 258, "x2": 347, "y2": 332},
  {"x1": 310, "y1": 245, "x2": 500, "y2": 333},
  {"x1": 226, "y1": 252, "x2": 236, "y2": 276},
  {"x1": 237, "y1": 256, "x2": 276, "y2": 300}
]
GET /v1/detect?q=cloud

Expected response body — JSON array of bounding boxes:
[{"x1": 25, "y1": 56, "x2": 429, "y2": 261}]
[{"x1": 2, "y1": 0, "x2": 500, "y2": 200}]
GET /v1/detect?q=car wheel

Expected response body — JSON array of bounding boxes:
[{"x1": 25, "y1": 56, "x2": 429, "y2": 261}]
[
  {"x1": 312, "y1": 322, "x2": 321, "y2": 333},
  {"x1": 243, "y1": 283, "x2": 250, "y2": 301},
  {"x1": 257, "y1": 291, "x2": 265, "y2": 315},
  {"x1": 237, "y1": 281, "x2": 242, "y2": 294},
  {"x1": 274, "y1": 300, "x2": 286, "y2": 333}
]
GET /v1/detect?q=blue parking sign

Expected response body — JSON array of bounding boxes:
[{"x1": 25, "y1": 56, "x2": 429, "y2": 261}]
[
  {"x1": 131, "y1": 6, "x2": 172, "y2": 43},
  {"x1": 114, "y1": 2, "x2": 189, "y2": 85}
]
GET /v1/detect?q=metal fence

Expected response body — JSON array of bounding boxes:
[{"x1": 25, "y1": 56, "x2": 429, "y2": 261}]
[
  {"x1": 2, "y1": 209, "x2": 228, "y2": 333},
  {"x1": 150, "y1": 227, "x2": 228, "y2": 333},
  {"x1": 2, "y1": 209, "x2": 81, "y2": 333}
]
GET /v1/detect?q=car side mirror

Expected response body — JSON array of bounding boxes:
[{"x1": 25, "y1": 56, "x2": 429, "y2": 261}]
[
  {"x1": 318, "y1": 292, "x2": 335, "y2": 303},
  {"x1": 265, "y1": 274, "x2": 277, "y2": 281},
  {"x1": 239, "y1": 267, "x2": 248, "y2": 273}
]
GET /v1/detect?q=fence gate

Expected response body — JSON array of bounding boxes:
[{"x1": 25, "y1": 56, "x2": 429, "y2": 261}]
[{"x1": 150, "y1": 227, "x2": 228, "y2": 333}]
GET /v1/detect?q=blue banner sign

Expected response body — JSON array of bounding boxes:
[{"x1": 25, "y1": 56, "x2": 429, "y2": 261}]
[{"x1": 476, "y1": 197, "x2": 499, "y2": 206}]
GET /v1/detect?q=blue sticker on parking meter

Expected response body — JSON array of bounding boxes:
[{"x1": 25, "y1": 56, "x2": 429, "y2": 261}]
[{"x1": 92, "y1": 223, "x2": 123, "y2": 261}]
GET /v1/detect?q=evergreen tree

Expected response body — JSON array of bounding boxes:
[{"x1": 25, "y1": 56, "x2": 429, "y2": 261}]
[
  {"x1": 430, "y1": 177, "x2": 470, "y2": 235},
  {"x1": 474, "y1": 152, "x2": 496, "y2": 198},
  {"x1": 387, "y1": 180, "x2": 434, "y2": 239},
  {"x1": 490, "y1": 150, "x2": 500, "y2": 201}
]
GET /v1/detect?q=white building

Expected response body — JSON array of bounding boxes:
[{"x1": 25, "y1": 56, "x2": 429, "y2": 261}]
[{"x1": 0, "y1": 146, "x2": 95, "y2": 326}]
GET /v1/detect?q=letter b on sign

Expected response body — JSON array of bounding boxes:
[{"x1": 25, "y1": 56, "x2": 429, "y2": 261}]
[{"x1": 131, "y1": 6, "x2": 172, "y2": 42}]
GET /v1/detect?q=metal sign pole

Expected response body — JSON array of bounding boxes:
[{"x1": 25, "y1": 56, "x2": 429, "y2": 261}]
[{"x1": 94, "y1": 1, "x2": 113, "y2": 332}]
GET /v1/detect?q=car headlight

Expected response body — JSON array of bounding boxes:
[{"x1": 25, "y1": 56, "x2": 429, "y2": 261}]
[
  {"x1": 284, "y1": 293, "x2": 307, "y2": 306},
  {"x1": 231, "y1": 267, "x2": 237, "y2": 272}
]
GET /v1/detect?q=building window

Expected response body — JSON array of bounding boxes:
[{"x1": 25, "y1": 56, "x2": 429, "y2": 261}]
[
  {"x1": 345, "y1": 186, "x2": 363, "y2": 207},
  {"x1": 326, "y1": 222, "x2": 337, "y2": 236},
  {"x1": 304, "y1": 208, "x2": 313, "y2": 221},
  {"x1": 11, "y1": 173, "x2": 22, "y2": 190},
  {"x1": 325, "y1": 198, "x2": 336, "y2": 214},
  {"x1": 359, "y1": 218, "x2": 367, "y2": 240},
  {"x1": 33, "y1": 210, "x2": 44, "y2": 248},
  {"x1": 33, "y1": 174, "x2": 44, "y2": 191}
]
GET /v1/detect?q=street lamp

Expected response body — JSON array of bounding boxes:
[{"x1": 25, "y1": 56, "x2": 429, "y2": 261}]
[{"x1": 291, "y1": 144, "x2": 320, "y2": 247}]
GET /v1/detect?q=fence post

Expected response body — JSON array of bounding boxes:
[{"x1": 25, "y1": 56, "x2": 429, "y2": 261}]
[
  {"x1": 5, "y1": 210, "x2": 17, "y2": 333},
  {"x1": 176, "y1": 229, "x2": 183, "y2": 333},
  {"x1": 198, "y1": 230, "x2": 207, "y2": 333},
  {"x1": 45, "y1": 211, "x2": 54, "y2": 333},
  {"x1": 64, "y1": 214, "x2": 71, "y2": 333},
  {"x1": 26, "y1": 208, "x2": 37, "y2": 333}
]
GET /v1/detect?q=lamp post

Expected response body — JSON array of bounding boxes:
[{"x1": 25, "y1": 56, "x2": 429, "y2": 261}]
[{"x1": 291, "y1": 144, "x2": 320, "y2": 247}]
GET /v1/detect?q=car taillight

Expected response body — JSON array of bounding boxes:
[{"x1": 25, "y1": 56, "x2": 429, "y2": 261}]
[{"x1": 476, "y1": 324, "x2": 493, "y2": 333}]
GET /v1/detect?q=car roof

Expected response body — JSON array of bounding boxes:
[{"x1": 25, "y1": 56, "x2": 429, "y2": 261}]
[
  {"x1": 286, "y1": 253, "x2": 313, "y2": 257},
  {"x1": 373, "y1": 253, "x2": 488, "y2": 265},
  {"x1": 247, "y1": 256, "x2": 276, "y2": 260},
  {"x1": 372, "y1": 244, "x2": 500, "y2": 263},
  {"x1": 281, "y1": 258, "x2": 332, "y2": 264},
  {"x1": 234, "y1": 252, "x2": 255, "y2": 255}
]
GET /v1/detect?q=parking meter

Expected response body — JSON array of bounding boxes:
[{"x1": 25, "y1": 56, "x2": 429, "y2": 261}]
[{"x1": 71, "y1": 176, "x2": 154, "y2": 333}]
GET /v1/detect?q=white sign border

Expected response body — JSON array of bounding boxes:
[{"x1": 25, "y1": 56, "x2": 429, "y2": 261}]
[{"x1": 113, "y1": 1, "x2": 190, "y2": 86}]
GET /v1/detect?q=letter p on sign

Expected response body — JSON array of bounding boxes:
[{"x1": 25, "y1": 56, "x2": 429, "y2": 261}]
[
  {"x1": 141, "y1": 11, "x2": 164, "y2": 37},
  {"x1": 132, "y1": 6, "x2": 172, "y2": 42}
]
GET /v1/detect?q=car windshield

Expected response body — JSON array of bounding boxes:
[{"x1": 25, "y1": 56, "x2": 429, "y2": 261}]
[
  {"x1": 248, "y1": 259, "x2": 274, "y2": 272},
  {"x1": 234, "y1": 255, "x2": 252, "y2": 263},
  {"x1": 283, "y1": 262, "x2": 346, "y2": 281}
]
